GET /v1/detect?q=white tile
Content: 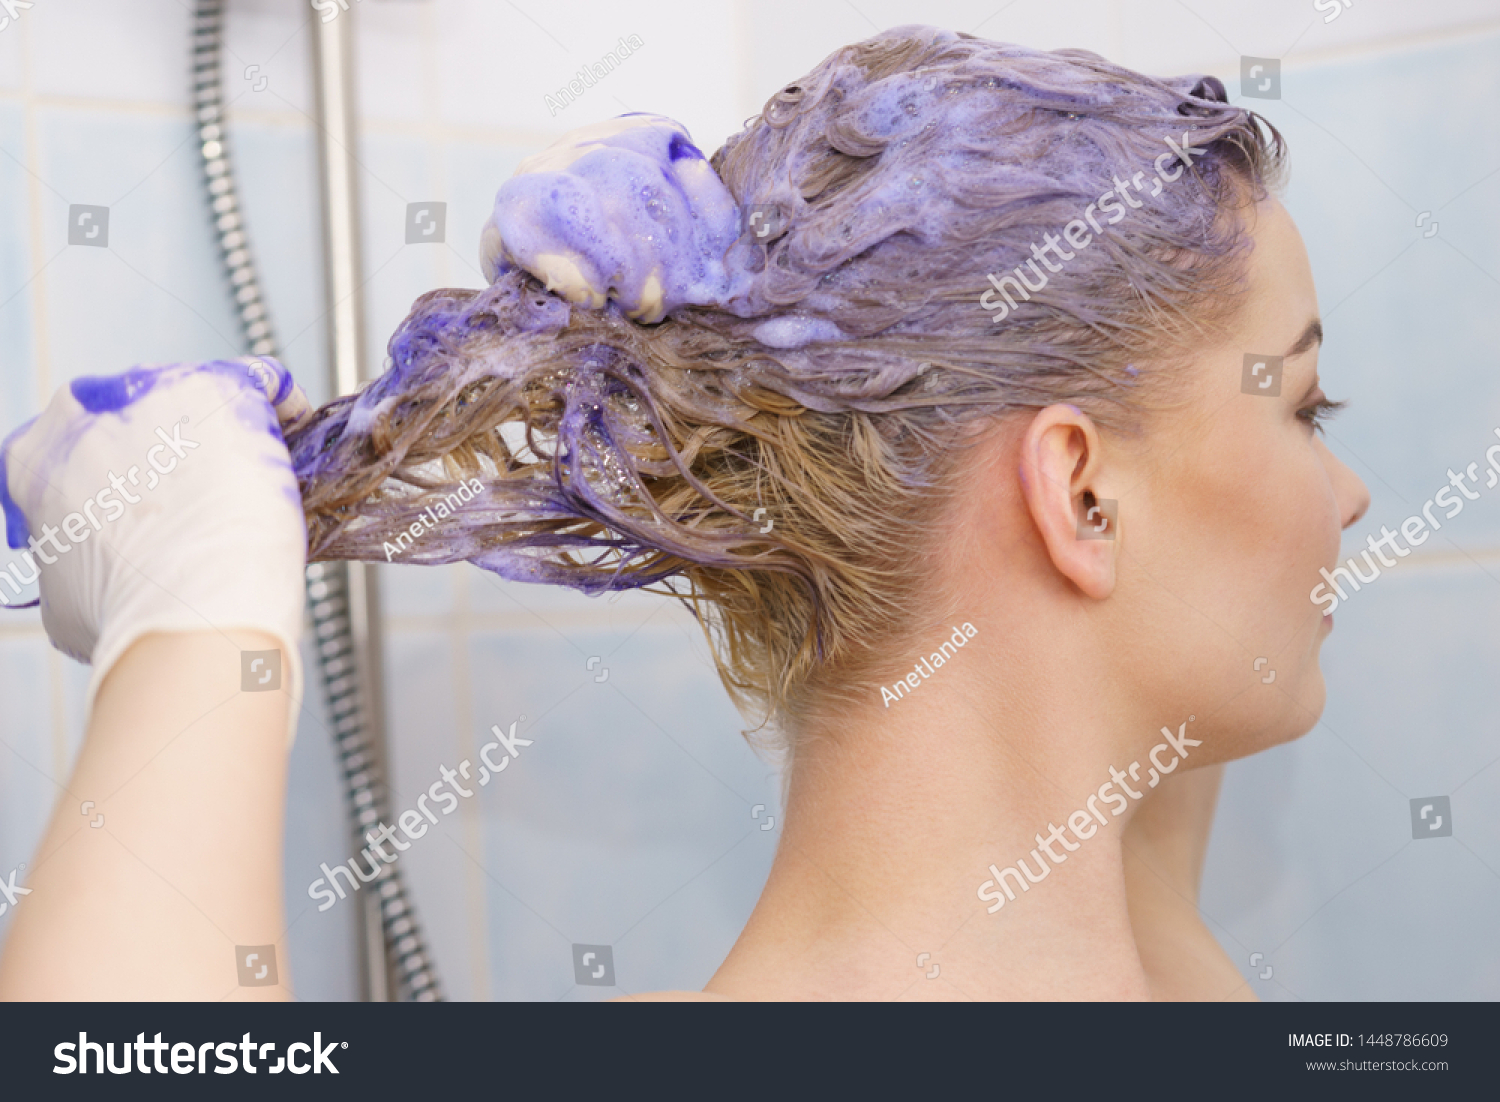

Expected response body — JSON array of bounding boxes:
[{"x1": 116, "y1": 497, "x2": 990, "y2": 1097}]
[
  {"x1": 31, "y1": 0, "x2": 192, "y2": 106},
  {"x1": 226, "y1": 0, "x2": 317, "y2": 121},
  {"x1": 0, "y1": 9, "x2": 25, "y2": 94},
  {"x1": 356, "y1": 0, "x2": 429, "y2": 126},
  {"x1": 434, "y1": 0, "x2": 743, "y2": 149},
  {"x1": 1120, "y1": 0, "x2": 1500, "y2": 76}
]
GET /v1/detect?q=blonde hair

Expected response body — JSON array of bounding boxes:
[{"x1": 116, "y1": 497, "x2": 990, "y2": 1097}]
[{"x1": 290, "y1": 26, "x2": 1284, "y2": 758}]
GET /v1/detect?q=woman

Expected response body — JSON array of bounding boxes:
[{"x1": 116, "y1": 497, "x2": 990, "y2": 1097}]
[{"x1": 0, "y1": 26, "x2": 1366, "y2": 1000}]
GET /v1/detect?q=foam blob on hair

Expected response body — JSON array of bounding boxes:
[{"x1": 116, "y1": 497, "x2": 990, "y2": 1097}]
[{"x1": 479, "y1": 114, "x2": 746, "y2": 323}]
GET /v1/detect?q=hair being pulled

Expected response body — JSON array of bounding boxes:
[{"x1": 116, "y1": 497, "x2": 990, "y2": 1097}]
[{"x1": 288, "y1": 24, "x2": 1284, "y2": 753}]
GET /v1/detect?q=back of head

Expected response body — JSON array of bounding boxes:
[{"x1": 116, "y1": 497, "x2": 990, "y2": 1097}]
[{"x1": 288, "y1": 25, "x2": 1283, "y2": 758}]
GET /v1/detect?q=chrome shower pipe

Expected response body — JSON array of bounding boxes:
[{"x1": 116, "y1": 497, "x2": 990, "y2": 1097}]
[{"x1": 191, "y1": 0, "x2": 441, "y2": 1002}]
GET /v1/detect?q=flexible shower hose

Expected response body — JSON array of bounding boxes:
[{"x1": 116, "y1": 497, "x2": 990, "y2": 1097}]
[{"x1": 191, "y1": 0, "x2": 442, "y2": 1002}]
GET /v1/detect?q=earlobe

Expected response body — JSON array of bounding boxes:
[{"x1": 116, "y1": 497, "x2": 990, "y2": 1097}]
[{"x1": 1017, "y1": 405, "x2": 1117, "y2": 600}]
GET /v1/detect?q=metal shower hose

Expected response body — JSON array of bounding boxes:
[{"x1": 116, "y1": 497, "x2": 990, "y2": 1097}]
[{"x1": 191, "y1": 0, "x2": 442, "y2": 1001}]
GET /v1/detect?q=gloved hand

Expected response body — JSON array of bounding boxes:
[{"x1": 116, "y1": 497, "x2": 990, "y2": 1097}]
[{"x1": 0, "y1": 357, "x2": 312, "y2": 736}]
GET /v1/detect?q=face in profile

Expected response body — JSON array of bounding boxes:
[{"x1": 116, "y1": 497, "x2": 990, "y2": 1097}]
[{"x1": 1099, "y1": 197, "x2": 1369, "y2": 766}]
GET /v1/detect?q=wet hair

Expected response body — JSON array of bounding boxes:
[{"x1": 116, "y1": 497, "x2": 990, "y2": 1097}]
[{"x1": 288, "y1": 25, "x2": 1284, "y2": 757}]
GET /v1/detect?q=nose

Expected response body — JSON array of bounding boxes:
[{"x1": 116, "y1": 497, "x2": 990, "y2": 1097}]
[{"x1": 1316, "y1": 437, "x2": 1369, "y2": 531}]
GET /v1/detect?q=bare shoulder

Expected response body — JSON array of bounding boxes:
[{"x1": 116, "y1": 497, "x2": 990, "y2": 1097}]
[{"x1": 610, "y1": 990, "x2": 734, "y2": 1002}]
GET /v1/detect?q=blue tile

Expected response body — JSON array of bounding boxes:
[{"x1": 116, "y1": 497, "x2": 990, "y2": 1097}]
[
  {"x1": 465, "y1": 623, "x2": 775, "y2": 997},
  {"x1": 0, "y1": 639, "x2": 57, "y2": 841},
  {"x1": 378, "y1": 561, "x2": 455, "y2": 620},
  {"x1": 0, "y1": 102, "x2": 37, "y2": 434},
  {"x1": 1261, "y1": 32, "x2": 1500, "y2": 549},
  {"x1": 229, "y1": 120, "x2": 330, "y2": 407},
  {"x1": 1206, "y1": 561, "x2": 1500, "y2": 999},
  {"x1": 282, "y1": 633, "x2": 361, "y2": 1002},
  {"x1": 356, "y1": 132, "x2": 448, "y2": 385},
  {"x1": 36, "y1": 108, "x2": 246, "y2": 382},
  {"x1": 442, "y1": 142, "x2": 527, "y2": 289},
  {"x1": 372, "y1": 628, "x2": 479, "y2": 999},
  {"x1": 0, "y1": 638, "x2": 55, "y2": 949}
]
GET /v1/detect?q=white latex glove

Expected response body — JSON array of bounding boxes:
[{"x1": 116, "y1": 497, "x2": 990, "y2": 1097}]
[{"x1": 0, "y1": 357, "x2": 313, "y2": 737}]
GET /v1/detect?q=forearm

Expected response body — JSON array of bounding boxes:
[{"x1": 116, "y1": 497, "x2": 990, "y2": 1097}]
[{"x1": 0, "y1": 630, "x2": 293, "y2": 1000}]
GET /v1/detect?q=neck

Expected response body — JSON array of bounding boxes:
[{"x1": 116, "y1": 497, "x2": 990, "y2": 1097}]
[{"x1": 709, "y1": 628, "x2": 1157, "y2": 1000}]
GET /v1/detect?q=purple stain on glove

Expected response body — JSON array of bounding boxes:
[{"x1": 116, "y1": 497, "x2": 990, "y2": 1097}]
[
  {"x1": 70, "y1": 368, "x2": 159, "y2": 414},
  {"x1": 0, "y1": 431, "x2": 33, "y2": 550},
  {"x1": 479, "y1": 114, "x2": 746, "y2": 324},
  {"x1": 0, "y1": 358, "x2": 298, "y2": 556}
]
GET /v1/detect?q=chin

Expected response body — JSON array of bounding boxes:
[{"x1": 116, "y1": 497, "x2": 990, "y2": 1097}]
[{"x1": 1202, "y1": 668, "x2": 1327, "y2": 766}]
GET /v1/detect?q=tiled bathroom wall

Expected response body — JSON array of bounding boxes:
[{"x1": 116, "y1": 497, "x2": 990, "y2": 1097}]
[{"x1": 0, "y1": 0, "x2": 1496, "y2": 1000}]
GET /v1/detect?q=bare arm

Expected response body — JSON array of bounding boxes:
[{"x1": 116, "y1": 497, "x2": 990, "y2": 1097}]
[
  {"x1": 0, "y1": 359, "x2": 312, "y2": 1000},
  {"x1": 0, "y1": 630, "x2": 293, "y2": 1000}
]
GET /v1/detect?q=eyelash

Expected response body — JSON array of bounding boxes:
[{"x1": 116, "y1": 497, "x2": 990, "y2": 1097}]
[{"x1": 1298, "y1": 397, "x2": 1346, "y2": 434}]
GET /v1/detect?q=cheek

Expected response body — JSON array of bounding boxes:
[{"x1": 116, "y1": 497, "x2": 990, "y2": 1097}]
[
  {"x1": 1149, "y1": 435, "x2": 1334, "y2": 617},
  {"x1": 1259, "y1": 447, "x2": 1338, "y2": 578}
]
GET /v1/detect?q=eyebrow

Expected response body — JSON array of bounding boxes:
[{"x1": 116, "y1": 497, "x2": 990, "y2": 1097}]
[{"x1": 1286, "y1": 318, "x2": 1323, "y2": 359}]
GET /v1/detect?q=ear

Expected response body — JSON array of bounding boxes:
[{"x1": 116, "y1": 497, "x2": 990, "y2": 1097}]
[{"x1": 1017, "y1": 404, "x2": 1117, "y2": 600}]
